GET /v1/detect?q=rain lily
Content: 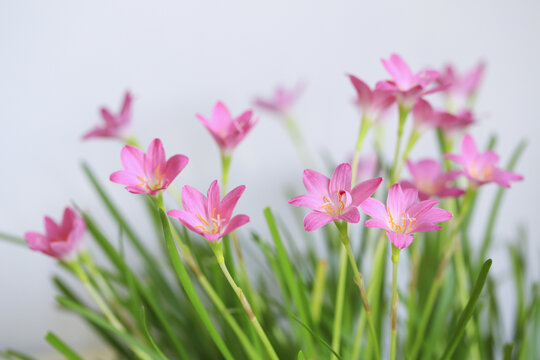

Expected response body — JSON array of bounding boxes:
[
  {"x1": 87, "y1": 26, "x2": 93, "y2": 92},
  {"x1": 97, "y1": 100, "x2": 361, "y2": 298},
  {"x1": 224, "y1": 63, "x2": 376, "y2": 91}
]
[
  {"x1": 83, "y1": 91, "x2": 132, "y2": 140},
  {"x1": 437, "y1": 110, "x2": 475, "y2": 135},
  {"x1": 253, "y1": 82, "x2": 304, "y2": 116},
  {"x1": 376, "y1": 54, "x2": 443, "y2": 107},
  {"x1": 361, "y1": 184, "x2": 452, "y2": 249},
  {"x1": 110, "y1": 138, "x2": 189, "y2": 195},
  {"x1": 437, "y1": 62, "x2": 485, "y2": 101},
  {"x1": 168, "y1": 180, "x2": 250, "y2": 242},
  {"x1": 197, "y1": 102, "x2": 258, "y2": 154},
  {"x1": 24, "y1": 207, "x2": 86, "y2": 260},
  {"x1": 348, "y1": 74, "x2": 395, "y2": 121},
  {"x1": 444, "y1": 134, "x2": 523, "y2": 188},
  {"x1": 289, "y1": 163, "x2": 382, "y2": 231},
  {"x1": 401, "y1": 159, "x2": 464, "y2": 200},
  {"x1": 411, "y1": 98, "x2": 439, "y2": 131}
]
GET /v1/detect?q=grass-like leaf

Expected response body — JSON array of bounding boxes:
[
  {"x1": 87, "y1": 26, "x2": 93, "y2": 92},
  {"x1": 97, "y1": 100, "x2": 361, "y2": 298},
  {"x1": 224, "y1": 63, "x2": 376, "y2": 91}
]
[{"x1": 45, "y1": 332, "x2": 83, "y2": 360}]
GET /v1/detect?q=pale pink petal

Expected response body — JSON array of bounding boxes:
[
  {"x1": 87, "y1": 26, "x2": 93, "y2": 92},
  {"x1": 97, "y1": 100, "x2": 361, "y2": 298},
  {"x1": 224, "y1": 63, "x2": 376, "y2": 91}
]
[
  {"x1": 206, "y1": 180, "x2": 221, "y2": 217},
  {"x1": 110, "y1": 171, "x2": 141, "y2": 187},
  {"x1": 302, "y1": 169, "x2": 330, "y2": 196},
  {"x1": 365, "y1": 218, "x2": 389, "y2": 230},
  {"x1": 360, "y1": 197, "x2": 387, "y2": 222},
  {"x1": 163, "y1": 154, "x2": 189, "y2": 185},
  {"x1": 119, "y1": 91, "x2": 133, "y2": 125},
  {"x1": 330, "y1": 163, "x2": 352, "y2": 193},
  {"x1": 167, "y1": 209, "x2": 204, "y2": 236},
  {"x1": 304, "y1": 211, "x2": 334, "y2": 231},
  {"x1": 181, "y1": 185, "x2": 208, "y2": 217},
  {"x1": 221, "y1": 214, "x2": 250, "y2": 238},
  {"x1": 348, "y1": 74, "x2": 372, "y2": 108},
  {"x1": 120, "y1": 145, "x2": 145, "y2": 174},
  {"x1": 461, "y1": 134, "x2": 478, "y2": 160},
  {"x1": 418, "y1": 207, "x2": 453, "y2": 225},
  {"x1": 443, "y1": 154, "x2": 464, "y2": 166},
  {"x1": 409, "y1": 223, "x2": 441, "y2": 233},
  {"x1": 24, "y1": 232, "x2": 51, "y2": 253},
  {"x1": 351, "y1": 177, "x2": 383, "y2": 206},
  {"x1": 492, "y1": 169, "x2": 523, "y2": 188},
  {"x1": 407, "y1": 200, "x2": 439, "y2": 219},
  {"x1": 125, "y1": 185, "x2": 151, "y2": 194},
  {"x1": 382, "y1": 54, "x2": 413, "y2": 88},
  {"x1": 145, "y1": 139, "x2": 166, "y2": 176},
  {"x1": 44, "y1": 217, "x2": 60, "y2": 238},
  {"x1": 212, "y1": 101, "x2": 232, "y2": 129},
  {"x1": 338, "y1": 208, "x2": 360, "y2": 223},
  {"x1": 387, "y1": 232, "x2": 414, "y2": 249},
  {"x1": 438, "y1": 187, "x2": 465, "y2": 198},
  {"x1": 221, "y1": 185, "x2": 246, "y2": 220},
  {"x1": 60, "y1": 207, "x2": 77, "y2": 235},
  {"x1": 411, "y1": 99, "x2": 433, "y2": 126},
  {"x1": 288, "y1": 194, "x2": 321, "y2": 210}
]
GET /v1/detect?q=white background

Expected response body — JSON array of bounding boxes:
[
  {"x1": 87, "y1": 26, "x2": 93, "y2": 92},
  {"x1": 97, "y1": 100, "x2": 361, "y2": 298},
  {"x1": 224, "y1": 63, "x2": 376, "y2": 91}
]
[{"x1": 1, "y1": 0, "x2": 539, "y2": 356}]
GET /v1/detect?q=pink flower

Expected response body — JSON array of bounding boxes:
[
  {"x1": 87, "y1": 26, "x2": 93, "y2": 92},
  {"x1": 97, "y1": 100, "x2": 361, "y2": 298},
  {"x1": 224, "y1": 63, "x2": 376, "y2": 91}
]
[
  {"x1": 168, "y1": 180, "x2": 250, "y2": 242},
  {"x1": 197, "y1": 102, "x2": 258, "y2": 154},
  {"x1": 253, "y1": 82, "x2": 304, "y2": 116},
  {"x1": 83, "y1": 92, "x2": 132, "y2": 141},
  {"x1": 437, "y1": 62, "x2": 485, "y2": 100},
  {"x1": 289, "y1": 163, "x2": 382, "y2": 231},
  {"x1": 24, "y1": 207, "x2": 86, "y2": 260},
  {"x1": 436, "y1": 110, "x2": 475, "y2": 134},
  {"x1": 444, "y1": 134, "x2": 523, "y2": 188},
  {"x1": 348, "y1": 74, "x2": 395, "y2": 121},
  {"x1": 411, "y1": 98, "x2": 438, "y2": 131},
  {"x1": 361, "y1": 184, "x2": 452, "y2": 249},
  {"x1": 401, "y1": 159, "x2": 464, "y2": 200},
  {"x1": 376, "y1": 54, "x2": 443, "y2": 107},
  {"x1": 110, "y1": 138, "x2": 189, "y2": 195}
]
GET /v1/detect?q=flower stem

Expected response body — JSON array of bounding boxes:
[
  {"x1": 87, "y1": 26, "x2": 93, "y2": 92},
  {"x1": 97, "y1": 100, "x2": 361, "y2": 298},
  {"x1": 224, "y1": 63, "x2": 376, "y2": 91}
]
[
  {"x1": 331, "y1": 246, "x2": 348, "y2": 360},
  {"x1": 395, "y1": 129, "x2": 421, "y2": 180},
  {"x1": 284, "y1": 114, "x2": 314, "y2": 168},
  {"x1": 212, "y1": 242, "x2": 279, "y2": 360},
  {"x1": 336, "y1": 223, "x2": 381, "y2": 360},
  {"x1": 390, "y1": 105, "x2": 410, "y2": 184},
  {"x1": 390, "y1": 245, "x2": 400, "y2": 360},
  {"x1": 351, "y1": 116, "x2": 373, "y2": 185}
]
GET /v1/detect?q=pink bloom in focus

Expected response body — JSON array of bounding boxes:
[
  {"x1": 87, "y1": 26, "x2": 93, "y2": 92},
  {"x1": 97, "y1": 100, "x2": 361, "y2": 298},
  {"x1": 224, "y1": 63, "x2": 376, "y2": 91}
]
[
  {"x1": 289, "y1": 163, "x2": 382, "y2": 231},
  {"x1": 168, "y1": 180, "x2": 250, "y2": 242},
  {"x1": 361, "y1": 184, "x2": 452, "y2": 249},
  {"x1": 83, "y1": 92, "x2": 132, "y2": 140},
  {"x1": 348, "y1": 75, "x2": 395, "y2": 121},
  {"x1": 436, "y1": 110, "x2": 475, "y2": 134},
  {"x1": 401, "y1": 159, "x2": 464, "y2": 200},
  {"x1": 253, "y1": 82, "x2": 304, "y2": 116},
  {"x1": 24, "y1": 207, "x2": 86, "y2": 260},
  {"x1": 444, "y1": 134, "x2": 523, "y2": 188},
  {"x1": 437, "y1": 62, "x2": 485, "y2": 99},
  {"x1": 110, "y1": 138, "x2": 189, "y2": 195},
  {"x1": 376, "y1": 54, "x2": 443, "y2": 107},
  {"x1": 197, "y1": 102, "x2": 258, "y2": 154}
]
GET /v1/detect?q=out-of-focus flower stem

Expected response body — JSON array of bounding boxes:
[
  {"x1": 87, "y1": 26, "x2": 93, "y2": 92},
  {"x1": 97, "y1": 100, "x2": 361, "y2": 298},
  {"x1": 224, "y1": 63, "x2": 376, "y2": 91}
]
[
  {"x1": 330, "y1": 246, "x2": 348, "y2": 360},
  {"x1": 337, "y1": 222, "x2": 381, "y2": 360},
  {"x1": 351, "y1": 116, "x2": 373, "y2": 184},
  {"x1": 310, "y1": 259, "x2": 328, "y2": 325},
  {"x1": 390, "y1": 105, "x2": 411, "y2": 184},
  {"x1": 283, "y1": 114, "x2": 315, "y2": 168},
  {"x1": 395, "y1": 129, "x2": 421, "y2": 179},
  {"x1": 390, "y1": 245, "x2": 400, "y2": 360},
  {"x1": 211, "y1": 242, "x2": 280, "y2": 360}
]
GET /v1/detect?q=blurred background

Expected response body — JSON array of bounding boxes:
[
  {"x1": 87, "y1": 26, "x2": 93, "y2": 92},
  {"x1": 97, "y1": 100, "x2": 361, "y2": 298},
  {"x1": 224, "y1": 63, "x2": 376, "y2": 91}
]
[{"x1": 1, "y1": 0, "x2": 539, "y2": 356}]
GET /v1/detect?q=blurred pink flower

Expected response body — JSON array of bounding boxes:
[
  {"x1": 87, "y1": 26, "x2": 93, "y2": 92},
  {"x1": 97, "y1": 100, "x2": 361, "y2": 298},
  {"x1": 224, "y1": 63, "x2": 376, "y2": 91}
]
[
  {"x1": 437, "y1": 62, "x2": 485, "y2": 99},
  {"x1": 411, "y1": 98, "x2": 439, "y2": 131},
  {"x1": 24, "y1": 207, "x2": 86, "y2": 260},
  {"x1": 437, "y1": 110, "x2": 475, "y2": 134},
  {"x1": 83, "y1": 91, "x2": 132, "y2": 141},
  {"x1": 376, "y1": 54, "x2": 443, "y2": 107},
  {"x1": 253, "y1": 82, "x2": 304, "y2": 116},
  {"x1": 197, "y1": 102, "x2": 258, "y2": 154},
  {"x1": 348, "y1": 74, "x2": 395, "y2": 121},
  {"x1": 110, "y1": 138, "x2": 189, "y2": 195},
  {"x1": 168, "y1": 180, "x2": 250, "y2": 242},
  {"x1": 289, "y1": 163, "x2": 382, "y2": 231},
  {"x1": 361, "y1": 184, "x2": 452, "y2": 249},
  {"x1": 444, "y1": 134, "x2": 523, "y2": 188},
  {"x1": 401, "y1": 159, "x2": 464, "y2": 200},
  {"x1": 350, "y1": 153, "x2": 379, "y2": 184}
]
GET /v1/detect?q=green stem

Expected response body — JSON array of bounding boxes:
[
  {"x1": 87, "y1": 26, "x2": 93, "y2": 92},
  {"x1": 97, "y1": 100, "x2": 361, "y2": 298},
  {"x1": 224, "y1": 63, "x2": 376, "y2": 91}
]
[
  {"x1": 331, "y1": 246, "x2": 348, "y2": 360},
  {"x1": 390, "y1": 105, "x2": 410, "y2": 184},
  {"x1": 337, "y1": 222, "x2": 380, "y2": 359},
  {"x1": 284, "y1": 114, "x2": 314, "y2": 168},
  {"x1": 310, "y1": 259, "x2": 328, "y2": 325},
  {"x1": 212, "y1": 242, "x2": 279, "y2": 360},
  {"x1": 390, "y1": 246, "x2": 400, "y2": 360},
  {"x1": 351, "y1": 116, "x2": 373, "y2": 185},
  {"x1": 395, "y1": 129, "x2": 421, "y2": 180}
]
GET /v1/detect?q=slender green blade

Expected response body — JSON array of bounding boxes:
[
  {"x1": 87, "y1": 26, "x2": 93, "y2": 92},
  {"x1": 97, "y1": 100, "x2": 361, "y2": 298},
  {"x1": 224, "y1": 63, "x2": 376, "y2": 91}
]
[
  {"x1": 2, "y1": 350, "x2": 36, "y2": 360},
  {"x1": 0, "y1": 232, "x2": 26, "y2": 246},
  {"x1": 441, "y1": 259, "x2": 492, "y2": 360},
  {"x1": 141, "y1": 307, "x2": 168, "y2": 360},
  {"x1": 158, "y1": 209, "x2": 234, "y2": 360},
  {"x1": 45, "y1": 332, "x2": 83, "y2": 360}
]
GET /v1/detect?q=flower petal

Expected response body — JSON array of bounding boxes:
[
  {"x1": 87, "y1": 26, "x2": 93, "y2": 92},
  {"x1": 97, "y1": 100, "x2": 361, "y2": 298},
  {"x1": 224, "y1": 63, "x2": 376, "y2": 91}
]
[
  {"x1": 145, "y1": 138, "x2": 166, "y2": 176},
  {"x1": 330, "y1": 163, "x2": 352, "y2": 193},
  {"x1": 387, "y1": 232, "x2": 414, "y2": 249},
  {"x1": 302, "y1": 169, "x2": 330, "y2": 196},
  {"x1": 222, "y1": 214, "x2": 250, "y2": 238},
  {"x1": 120, "y1": 145, "x2": 145, "y2": 174},
  {"x1": 164, "y1": 154, "x2": 189, "y2": 185},
  {"x1": 351, "y1": 177, "x2": 382, "y2": 206},
  {"x1": 304, "y1": 211, "x2": 334, "y2": 231},
  {"x1": 181, "y1": 185, "x2": 208, "y2": 217},
  {"x1": 221, "y1": 185, "x2": 246, "y2": 220},
  {"x1": 338, "y1": 208, "x2": 360, "y2": 223},
  {"x1": 288, "y1": 194, "x2": 321, "y2": 210},
  {"x1": 360, "y1": 197, "x2": 387, "y2": 222}
]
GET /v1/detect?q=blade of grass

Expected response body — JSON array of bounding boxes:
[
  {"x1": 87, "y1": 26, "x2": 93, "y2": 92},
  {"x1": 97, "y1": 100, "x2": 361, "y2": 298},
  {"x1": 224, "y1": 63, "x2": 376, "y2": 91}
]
[
  {"x1": 0, "y1": 232, "x2": 26, "y2": 246},
  {"x1": 441, "y1": 259, "x2": 492, "y2": 360},
  {"x1": 45, "y1": 332, "x2": 83, "y2": 360},
  {"x1": 2, "y1": 350, "x2": 36, "y2": 360},
  {"x1": 141, "y1": 307, "x2": 168, "y2": 360},
  {"x1": 158, "y1": 209, "x2": 234, "y2": 360}
]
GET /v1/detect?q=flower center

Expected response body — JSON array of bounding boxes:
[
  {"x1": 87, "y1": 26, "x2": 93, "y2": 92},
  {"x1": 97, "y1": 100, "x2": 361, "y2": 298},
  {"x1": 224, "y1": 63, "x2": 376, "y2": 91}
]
[
  {"x1": 469, "y1": 161, "x2": 494, "y2": 181},
  {"x1": 195, "y1": 208, "x2": 224, "y2": 234},
  {"x1": 321, "y1": 190, "x2": 347, "y2": 216},
  {"x1": 387, "y1": 207, "x2": 417, "y2": 234},
  {"x1": 137, "y1": 165, "x2": 166, "y2": 191}
]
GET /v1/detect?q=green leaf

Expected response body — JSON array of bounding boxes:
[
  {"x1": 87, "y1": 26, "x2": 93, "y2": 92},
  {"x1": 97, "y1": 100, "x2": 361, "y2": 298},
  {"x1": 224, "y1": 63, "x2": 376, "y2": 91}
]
[
  {"x1": 0, "y1": 232, "x2": 26, "y2": 246},
  {"x1": 441, "y1": 259, "x2": 492, "y2": 360},
  {"x1": 503, "y1": 343, "x2": 513, "y2": 360},
  {"x1": 45, "y1": 332, "x2": 83, "y2": 360},
  {"x1": 158, "y1": 208, "x2": 234, "y2": 360},
  {"x1": 56, "y1": 297, "x2": 162, "y2": 360},
  {"x1": 297, "y1": 350, "x2": 306, "y2": 360},
  {"x1": 141, "y1": 307, "x2": 168, "y2": 360},
  {"x1": 2, "y1": 349, "x2": 36, "y2": 360}
]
